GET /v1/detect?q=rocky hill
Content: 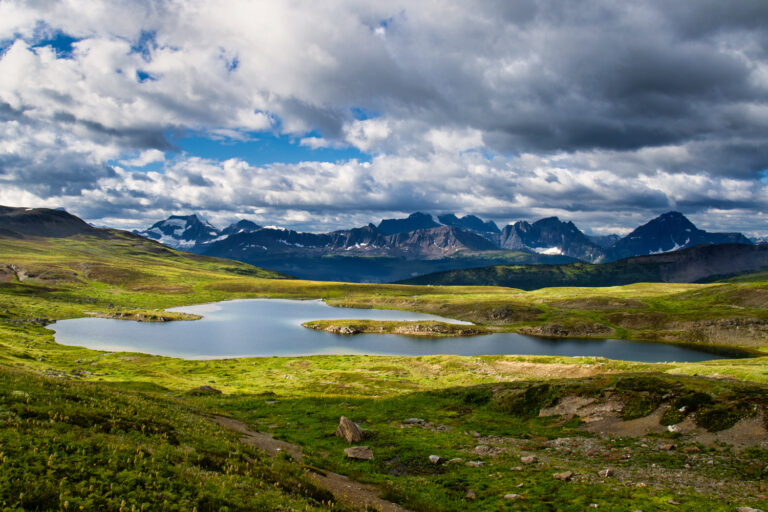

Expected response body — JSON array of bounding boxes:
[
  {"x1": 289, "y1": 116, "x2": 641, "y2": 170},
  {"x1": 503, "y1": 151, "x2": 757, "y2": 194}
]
[{"x1": 0, "y1": 206, "x2": 104, "y2": 238}]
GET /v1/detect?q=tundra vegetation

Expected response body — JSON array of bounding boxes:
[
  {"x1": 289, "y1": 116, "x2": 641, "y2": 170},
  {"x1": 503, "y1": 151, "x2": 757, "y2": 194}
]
[{"x1": 1, "y1": 233, "x2": 767, "y2": 511}]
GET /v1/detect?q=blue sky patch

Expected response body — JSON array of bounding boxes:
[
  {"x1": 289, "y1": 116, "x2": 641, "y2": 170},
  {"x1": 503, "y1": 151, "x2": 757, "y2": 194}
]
[
  {"x1": 136, "y1": 70, "x2": 157, "y2": 82},
  {"x1": 32, "y1": 31, "x2": 80, "y2": 58},
  {"x1": 170, "y1": 130, "x2": 371, "y2": 167},
  {"x1": 351, "y1": 107, "x2": 379, "y2": 121},
  {"x1": 131, "y1": 30, "x2": 157, "y2": 61}
]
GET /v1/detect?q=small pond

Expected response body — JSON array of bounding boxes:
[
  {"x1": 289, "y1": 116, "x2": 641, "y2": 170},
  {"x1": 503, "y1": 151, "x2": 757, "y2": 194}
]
[{"x1": 50, "y1": 299, "x2": 748, "y2": 362}]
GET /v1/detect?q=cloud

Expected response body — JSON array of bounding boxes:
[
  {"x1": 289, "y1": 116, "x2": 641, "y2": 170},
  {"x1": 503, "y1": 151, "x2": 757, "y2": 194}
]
[
  {"x1": 1, "y1": 149, "x2": 762, "y2": 236},
  {"x1": 0, "y1": 0, "x2": 766, "y2": 235},
  {"x1": 119, "y1": 149, "x2": 165, "y2": 167}
]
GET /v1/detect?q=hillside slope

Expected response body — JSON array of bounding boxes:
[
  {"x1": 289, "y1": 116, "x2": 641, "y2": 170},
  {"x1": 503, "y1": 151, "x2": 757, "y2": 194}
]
[{"x1": 399, "y1": 244, "x2": 768, "y2": 289}]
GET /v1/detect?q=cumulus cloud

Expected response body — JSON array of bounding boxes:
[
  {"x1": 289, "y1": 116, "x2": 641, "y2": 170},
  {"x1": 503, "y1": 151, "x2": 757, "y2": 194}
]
[
  {"x1": 119, "y1": 149, "x2": 165, "y2": 167},
  {"x1": 0, "y1": 0, "x2": 766, "y2": 235}
]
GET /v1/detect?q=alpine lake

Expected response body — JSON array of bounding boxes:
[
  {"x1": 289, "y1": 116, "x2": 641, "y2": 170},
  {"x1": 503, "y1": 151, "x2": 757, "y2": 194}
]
[{"x1": 50, "y1": 298, "x2": 749, "y2": 362}]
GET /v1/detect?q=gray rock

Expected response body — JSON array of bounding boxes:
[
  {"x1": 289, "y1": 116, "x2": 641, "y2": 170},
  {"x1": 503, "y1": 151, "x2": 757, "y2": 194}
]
[
  {"x1": 553, "y1": 471, "x2": 573, "y2": 481},
  {"x1": 189, "y1": 385, "x2": 222, "y2": 395},
  {"x1": 465, "y1": 460, "x2": 485, "y2": 467},
  {"x1": 504, "y1": 494, "x2": 523, "y2": 501},
  {"x1": 428, "y1": 455, "x2": 442, "y2": 464},
  {"x1": 465, "y1": 490, "x2": 476, "y2": 500},
  {"x1": 520, "y1": 455, "x2": 537, "y2": 465},
  {"x1": 344, "y1": 446, "x2": 373, "y2": 460},
  {"x1": 404, "y1": 418, "x2": 425, "y2": 424},
  {"x1": 598, "y1": 468, "x2": 613, "y2": 478},
  {"x1": 736, "y1": 508, "x2": 764, "y2": 512},
  {"x1": 335, "y1": 416, "x2": 363, "y2": 444}
]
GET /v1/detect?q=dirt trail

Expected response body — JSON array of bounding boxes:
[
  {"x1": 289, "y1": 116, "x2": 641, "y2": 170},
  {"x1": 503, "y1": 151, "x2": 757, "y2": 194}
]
[{"x1": 211, "y1": 415, "x2": 407, "y2": 512}]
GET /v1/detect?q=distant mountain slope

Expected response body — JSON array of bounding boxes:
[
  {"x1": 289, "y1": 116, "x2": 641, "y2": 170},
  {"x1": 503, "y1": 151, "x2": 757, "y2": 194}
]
[
  {"x1": 589, "y1": 234, "x2": 621, "y2": 248},
  {"x1": 0, "y1": 206, "x2": 104, "y2": 238},
  {"x1": 221, "y1": 219, "x2": 262, "y2": 236},
  {"x1": 136, "y1": 214, "x2": 221, "y2": 249},
  {"x1": 437, "y1": 213, "x2": 500, "y2": 236},
  {"x1": 377, "y1": 212, "x2": 440, "y2": 235},
  {"x1": 499, "y1": 217, "x2": 605, "y2": 262},
  {"x1": 605, "y1": 211, "x2": 751, "y2": 261},
  {"x1": 399, "y1": 244, "x2": 768, "y2": 289},
  {"x1": 197, "y1": 251, "x2": 575, "y2": 283},
  {"x1": 134, "y1": 209, "x2": 757, "y2": 282}
]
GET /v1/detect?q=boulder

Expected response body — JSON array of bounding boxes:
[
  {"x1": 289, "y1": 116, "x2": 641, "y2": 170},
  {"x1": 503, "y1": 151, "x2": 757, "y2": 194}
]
[
  {"x1": 188, "y1": 385, "x2": 222, "y2": 395},
  {"x1": 520, "y1": 455, "x2": 537, "y2": 465},
  {"x1": 504, "y1": 494, "x2": 523, "y2": 501},
  {"x1": 335, "y1": 416, "x2": 363, "y2": 443},
  {"x1": 428, "y1": 455, "x2": 442, "y2": 464},
  {"x1": 553, "y1": 471, "x2": 573, "y2": 481},
  {"x1": 344, "y1": 446, "x2": 373, "y2": 460}
]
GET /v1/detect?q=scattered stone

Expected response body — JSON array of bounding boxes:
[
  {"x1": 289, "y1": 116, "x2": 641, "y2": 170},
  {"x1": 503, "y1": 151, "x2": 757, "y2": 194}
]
[
  {"x1": 188, "y1": 385, "x2": 222, "y2": 395},
  {"x1": 516, "y1": 483, "x2": 524, "y2": 488},
  {"x1": 446, "y1": 458, "x2": 463, "y2": 464},
  {"x1": 344, "y1": 446, "x2": 373, "y2": 460},
  {"x1": 465, "y1": 490, "x2": 476, "y2": 500},
  {"x1": 465, "y1": 461, "x2": 485, "y2": 467},
  {"x1": 504, "y1": 494, "x2": 523, "y2": 501},
  {"x1": 520, "y1": 455, "x2": 537, "y2": 465},
  {"x1": 635, "y1": 483, "x2": 647, "y2": 488},
  {"x1": 667, "y1": 500, "x2": 680, "y2": 505},
  {"x1": 469, "y1": 430, "x2": 481, "y2": 438},
  {"x1": 510, "y1": 466, "x2": 523, "y2": 471},
  {"x1": 404, "y1": 418, "x2": 425, "y2": 425},
  {"x1": 598, "y1": 468, "x2": 614, "y2": 478},
  {"x1": 683, "y1": 446, "x2": 701, "y2": 453},
  {"x1": 659, "y1": 443, "x2": 676, "y2": 451},
  {"x1": 335, "y1": 416, "x2": 363, "y2": 444},
  {"x1": 590, "y1": 505, "x2": 599, "y2": 509},
  {"x1": 736, "y1": 508, "x2": 764, "y2": 512},
  {"x1": 553, "y1": 471, "x2": 573, "y2": 481},
  {"x1": 428, "y1": 455, "x2": 442, "y2": 464}
]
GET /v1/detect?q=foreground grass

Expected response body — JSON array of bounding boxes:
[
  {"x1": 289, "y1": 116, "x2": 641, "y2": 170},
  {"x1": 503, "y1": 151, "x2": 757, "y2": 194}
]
[{"x1": 0, "y1": 366, "x2": 341, "y2": 511}]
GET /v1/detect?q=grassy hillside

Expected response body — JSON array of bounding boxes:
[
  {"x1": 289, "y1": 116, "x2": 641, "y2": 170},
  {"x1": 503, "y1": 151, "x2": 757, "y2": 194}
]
[{"x1": 1, "y1": 232, "x2": 768, "y2": 510}]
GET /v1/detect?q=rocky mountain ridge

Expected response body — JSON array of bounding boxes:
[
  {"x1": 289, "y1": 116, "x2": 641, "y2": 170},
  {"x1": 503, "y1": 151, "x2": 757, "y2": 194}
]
[{"x1": 135, "y1": 210, "x2": 753, "y2": 264}]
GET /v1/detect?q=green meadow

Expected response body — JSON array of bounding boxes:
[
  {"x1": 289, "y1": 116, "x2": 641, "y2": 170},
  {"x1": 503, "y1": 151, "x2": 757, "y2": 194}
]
[{"x1": 1, "y1": 233, "x2": 767, "y2": 511}]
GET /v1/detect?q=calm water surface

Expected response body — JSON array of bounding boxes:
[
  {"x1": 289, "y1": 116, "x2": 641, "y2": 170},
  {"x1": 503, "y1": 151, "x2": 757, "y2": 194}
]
[{"x1": 51, "y1": 299, "x2": 746, "y2": 362}]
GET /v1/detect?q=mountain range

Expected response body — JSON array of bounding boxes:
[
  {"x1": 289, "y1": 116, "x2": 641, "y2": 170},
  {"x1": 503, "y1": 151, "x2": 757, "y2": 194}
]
[
  {"x1": 135, "y1": 210, "x2": 753, "y2": 282},
  {"x1": 0, "y1": 205, "x2": 762, "y2": 287}
]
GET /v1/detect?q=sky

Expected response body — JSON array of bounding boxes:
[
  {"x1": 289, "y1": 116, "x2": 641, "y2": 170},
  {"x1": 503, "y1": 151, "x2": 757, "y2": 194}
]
[{"x1": 0, "y1": 1, "x2": 767, "y2": 237}]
